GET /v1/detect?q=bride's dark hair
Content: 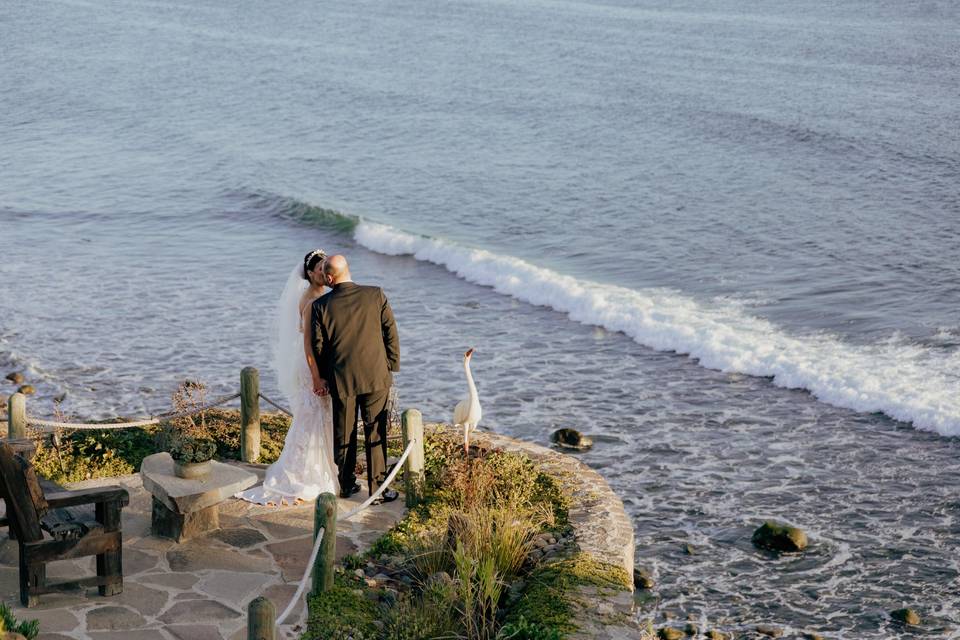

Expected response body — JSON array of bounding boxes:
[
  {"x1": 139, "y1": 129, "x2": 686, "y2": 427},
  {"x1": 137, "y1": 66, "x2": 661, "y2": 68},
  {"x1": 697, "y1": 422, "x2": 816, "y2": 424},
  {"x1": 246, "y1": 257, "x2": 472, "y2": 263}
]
[{"x1": 303, "y1": 250, "x2": 326, "y2": 280}]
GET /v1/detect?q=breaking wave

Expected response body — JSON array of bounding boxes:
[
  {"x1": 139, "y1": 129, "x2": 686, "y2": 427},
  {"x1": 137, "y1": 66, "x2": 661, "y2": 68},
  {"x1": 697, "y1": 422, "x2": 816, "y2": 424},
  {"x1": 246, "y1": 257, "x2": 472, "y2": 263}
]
[{"x1": 352, "y1": 220, "x2": 960, "y2": 437}]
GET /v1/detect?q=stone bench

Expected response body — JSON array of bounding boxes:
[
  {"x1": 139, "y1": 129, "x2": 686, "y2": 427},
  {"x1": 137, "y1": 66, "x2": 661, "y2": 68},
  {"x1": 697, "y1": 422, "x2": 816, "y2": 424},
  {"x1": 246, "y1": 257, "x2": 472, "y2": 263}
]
[{"x1": 140, "y1": 452, "x2": 257, "y2": 542}]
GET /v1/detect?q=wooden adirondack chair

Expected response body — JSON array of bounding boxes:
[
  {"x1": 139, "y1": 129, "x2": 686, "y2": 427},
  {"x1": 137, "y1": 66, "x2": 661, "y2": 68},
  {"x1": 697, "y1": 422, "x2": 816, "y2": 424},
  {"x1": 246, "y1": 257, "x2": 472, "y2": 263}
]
[{"x1": 0, "y1": 442, "x2": 129, "y2": 607}]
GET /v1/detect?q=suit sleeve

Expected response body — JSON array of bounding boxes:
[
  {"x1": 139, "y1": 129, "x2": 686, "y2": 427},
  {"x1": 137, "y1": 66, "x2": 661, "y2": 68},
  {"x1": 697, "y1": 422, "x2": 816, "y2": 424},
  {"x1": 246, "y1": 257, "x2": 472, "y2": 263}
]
[
  {"x1": 312, "y1": 300, "x2": 325, "y2": 369},
  {"x1": 380, "y1": 290, "x2": 400, "y2": 372}
]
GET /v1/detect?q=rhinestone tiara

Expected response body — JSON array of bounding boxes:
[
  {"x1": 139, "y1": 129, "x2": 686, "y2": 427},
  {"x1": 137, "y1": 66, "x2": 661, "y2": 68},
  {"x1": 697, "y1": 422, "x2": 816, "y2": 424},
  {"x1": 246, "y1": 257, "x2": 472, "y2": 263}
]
[{"x1": 306, "y1": 249, "x2": 326, "y2": 263}]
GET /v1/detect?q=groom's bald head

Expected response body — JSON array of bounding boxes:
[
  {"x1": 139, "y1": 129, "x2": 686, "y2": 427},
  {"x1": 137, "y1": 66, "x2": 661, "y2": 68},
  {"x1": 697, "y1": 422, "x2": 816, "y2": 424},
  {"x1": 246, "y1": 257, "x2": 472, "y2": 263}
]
[{"x1": 323, "y1": 254, "x2": 351, "y2": 285}]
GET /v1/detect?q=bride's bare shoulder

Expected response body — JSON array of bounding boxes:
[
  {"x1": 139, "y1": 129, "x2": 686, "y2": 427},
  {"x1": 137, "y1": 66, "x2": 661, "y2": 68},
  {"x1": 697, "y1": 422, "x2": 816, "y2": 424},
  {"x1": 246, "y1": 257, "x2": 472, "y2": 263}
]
[{"x1": 299, "y1": 288, "x2": 327, "y2": 316}]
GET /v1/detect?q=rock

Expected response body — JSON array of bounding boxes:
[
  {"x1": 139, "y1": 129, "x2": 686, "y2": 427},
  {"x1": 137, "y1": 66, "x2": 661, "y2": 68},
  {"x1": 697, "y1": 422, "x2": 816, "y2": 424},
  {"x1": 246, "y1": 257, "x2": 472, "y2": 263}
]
[
  {"x1": 706, "y1": 631, "x2": 728, "y2": 640},
  {"x1": 683, "y1": 543, "x2": 696, "y2": 555},
  {"x1": 751, "y1": 521, "x2": 808, "y2": 552},
  {"x1": 755, "y1": 624, "x2": 783, "y2": 637},
  {"x1": 803, "y1": 633, "x2": 824, "y2": 640},
  {"x1": 53, "y1": 392, "x2": 67, "y2": 403},
  {"x1": 634, "y1": 568, "x2": 655, "y2": 589},
  {"x1": 506, "y1": 579, "x2": 526, "y2": 604},
  {"x1": 551, "y1": 428, "x2": 593, "y2": 451},
  {"x1": 353, "y1": 568, "x2": 365, "y2": 580},
  {"x1": 427, "y1": 571, "x2": 453, "y2": 588},
  {"x1": 890, "y1": 608, "x2": 921, "y2": 625},
  {"x1": 684, "y1": 622, "x2": 698, "y2": 635},
  {"x1": 5, "y1": 372, "x2": 24, "y2": 384},
  {"x1": 658, "y1": 628, "x2": 684, "y2": 640},
  {"x1": 17, "y1": 384, "x2": 35, "y2": 395}
]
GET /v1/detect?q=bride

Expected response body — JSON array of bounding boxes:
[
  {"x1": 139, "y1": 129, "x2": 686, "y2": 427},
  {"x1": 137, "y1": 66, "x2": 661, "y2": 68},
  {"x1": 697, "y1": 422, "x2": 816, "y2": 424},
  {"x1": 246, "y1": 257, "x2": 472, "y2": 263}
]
[{"x1": 238, "y1": 249, "x2": 340, "y2": 505}]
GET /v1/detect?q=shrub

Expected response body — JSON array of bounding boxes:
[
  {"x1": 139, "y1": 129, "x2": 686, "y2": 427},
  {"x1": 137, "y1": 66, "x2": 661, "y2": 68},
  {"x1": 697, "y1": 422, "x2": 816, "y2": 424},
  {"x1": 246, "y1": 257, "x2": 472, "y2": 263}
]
[
  {"x1": 0, "y1": 601, "x2": 39, "y2": 639},
  {"x1": 507, "y1": 554, "x2": 631, "y2": 633},
  {"x1": 382, "y1": 583, "x2": 458, "y2": 640},
  {"x1": 364, "y1": 433, "x2": 572, "y2": 640},
  {"x1": 497, "y1": 616, "x2": 563, "y2": 640},
  {"x1": 303, "y1": 574, "x2": 379, "y2": 640},
  {"x1": 163, "y1": 381, "x2": 217, "y2": 464},
  {"x1": 30, "y1": 425, "x2": 156, "y2": 484}
]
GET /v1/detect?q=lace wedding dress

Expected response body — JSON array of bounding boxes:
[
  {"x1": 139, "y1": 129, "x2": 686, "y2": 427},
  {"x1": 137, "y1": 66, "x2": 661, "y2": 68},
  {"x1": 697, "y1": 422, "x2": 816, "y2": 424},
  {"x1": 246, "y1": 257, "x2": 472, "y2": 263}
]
[{"x1": 238, "y1": 264, "x2": 340, "y2": 505}]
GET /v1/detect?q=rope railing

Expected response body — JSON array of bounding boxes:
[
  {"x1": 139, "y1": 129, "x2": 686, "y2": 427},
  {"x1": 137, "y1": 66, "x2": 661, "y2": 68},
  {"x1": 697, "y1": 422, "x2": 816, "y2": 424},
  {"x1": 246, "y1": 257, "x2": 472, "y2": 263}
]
[
  {"x1": 257, "y1": 392, "x2": 405, "y2": 442},
  {"x1": 258, "y1": 393, "x2": 292, "y2": 416},
  {"x1": 21, "y1": 392, "x2": 242, "y2": 432},
  {"x1": 277, "y1": 526, "x2": 325, "y2": 625},
  {"x1": 275, "y1": 438, "x2": 417, "y2": 626}
]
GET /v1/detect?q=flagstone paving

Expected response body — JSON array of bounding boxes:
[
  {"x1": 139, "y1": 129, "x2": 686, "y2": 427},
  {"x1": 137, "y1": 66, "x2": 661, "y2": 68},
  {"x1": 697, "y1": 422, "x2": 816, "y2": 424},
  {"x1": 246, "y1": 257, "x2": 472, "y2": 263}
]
[{"x1": 0, "y1": 468, "x2": 405, "y2": 640}]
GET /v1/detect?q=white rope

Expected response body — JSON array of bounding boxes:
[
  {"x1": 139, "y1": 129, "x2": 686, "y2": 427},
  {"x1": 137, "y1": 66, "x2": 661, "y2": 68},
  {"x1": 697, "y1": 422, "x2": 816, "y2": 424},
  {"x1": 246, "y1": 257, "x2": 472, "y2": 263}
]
[
  {"x1": 276, "y1": 439, "x2": 417, "y2": 627},
  {"x1": 24, "y1": 392, "x2": 241, "y2": 431},
  {"x1": 341, "y1": 439, "x2": 414, "y2": 521},
  {"x1": 29, "y1": 416, "x2": 162, "y2": 430},
  {"x1": 258, "y1": 393, "x2": 292, "y2": 416},
  {"x1": 277, "y1": 526, "x2": 325, "y2": 624}
]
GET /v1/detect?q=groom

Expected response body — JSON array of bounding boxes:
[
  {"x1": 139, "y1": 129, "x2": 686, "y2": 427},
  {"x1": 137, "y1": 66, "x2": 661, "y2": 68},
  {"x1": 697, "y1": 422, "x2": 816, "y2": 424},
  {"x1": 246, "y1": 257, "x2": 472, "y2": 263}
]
[{"x1": 310, "y1": 255, "x2": 400, "y2": 503}]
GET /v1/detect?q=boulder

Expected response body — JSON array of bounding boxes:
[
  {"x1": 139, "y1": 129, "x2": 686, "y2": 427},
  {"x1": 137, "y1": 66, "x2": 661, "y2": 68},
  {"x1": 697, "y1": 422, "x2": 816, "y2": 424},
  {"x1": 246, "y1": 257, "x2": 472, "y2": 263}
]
[
  {"x1": 706, "y1": 631, "x2": 729, "y2": 640},
  {"x1": 752, "y1": 521, "x2": 808, "y2": 552},
  {"x1": 550, "y1": 428, "x2": 593, "y2": 451},
  {"x1": 890, "y1": 608, "x2": 920, "y2": 625},
  {"x1": 684, "y1": 622, "x2": 698, "y2": 635},
  {"x1": 634, "y1": 568, "x2": 655, "y2": 589},
  {"x1": 658, "y1": 628, "x2": 684, "y2": 640},
  {"x1": 755, "y1": 624, "x2": 783, "y2": 637},
  {"x1": 17, "y1": 384, "x2": 35, "y2": 396},
  {"x1": 5, "y1": 372, "x2": 24, "y2": 384},
  {"x1": 803, "y1": 633, "x2": 824, "y2": 640}
]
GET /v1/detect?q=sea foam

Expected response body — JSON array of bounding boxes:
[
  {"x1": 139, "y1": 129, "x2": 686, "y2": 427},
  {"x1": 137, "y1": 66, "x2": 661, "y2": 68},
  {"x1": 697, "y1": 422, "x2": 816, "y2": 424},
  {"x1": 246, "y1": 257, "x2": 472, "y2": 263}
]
[{"x1": 354, "y1": 221, "x2": 960, "y2": 437}]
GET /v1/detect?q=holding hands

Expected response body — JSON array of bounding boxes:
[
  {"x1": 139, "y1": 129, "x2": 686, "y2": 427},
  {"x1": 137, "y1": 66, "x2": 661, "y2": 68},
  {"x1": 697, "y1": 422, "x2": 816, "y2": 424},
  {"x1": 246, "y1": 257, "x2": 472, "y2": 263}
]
[{"x1": 313, "y1": 377, "x2": 329, "y2": 397}]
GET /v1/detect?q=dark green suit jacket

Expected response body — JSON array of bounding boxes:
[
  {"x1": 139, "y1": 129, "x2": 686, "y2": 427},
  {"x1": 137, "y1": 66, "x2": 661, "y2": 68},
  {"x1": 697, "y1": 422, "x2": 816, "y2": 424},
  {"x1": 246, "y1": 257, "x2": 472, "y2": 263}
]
[{"x1": 311, "y1": 282, "x2": 400, "y2": 398}]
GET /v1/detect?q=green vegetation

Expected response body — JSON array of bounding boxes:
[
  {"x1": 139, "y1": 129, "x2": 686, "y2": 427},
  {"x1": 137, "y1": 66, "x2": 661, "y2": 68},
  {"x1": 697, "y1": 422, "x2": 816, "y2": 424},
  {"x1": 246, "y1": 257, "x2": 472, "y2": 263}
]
[
  {"x1": 30, "y1": 407, "x2": 292, "y2": 485},
  {"x1": 0, "y1": 601, "x2": 39, "y2": 639},
  {"x1": 305, "y1": 430, "x2": 597, "y2": 640},
  {"x1": 497, "y1": 616, "x2": 563, "y2": 640},
  {"x1": 507, "y1": 554, "x2": 631, "y2": 633},
  {"x1": 303, "y1": 574, "x2": 380, "y2": 640}
]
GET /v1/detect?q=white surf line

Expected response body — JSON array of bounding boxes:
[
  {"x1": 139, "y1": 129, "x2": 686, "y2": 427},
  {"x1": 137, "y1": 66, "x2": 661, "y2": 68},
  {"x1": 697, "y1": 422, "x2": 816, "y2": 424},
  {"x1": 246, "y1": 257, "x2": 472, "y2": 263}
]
[{"x1": 354, "y1": 221, "x2": 960, "y2": 436}]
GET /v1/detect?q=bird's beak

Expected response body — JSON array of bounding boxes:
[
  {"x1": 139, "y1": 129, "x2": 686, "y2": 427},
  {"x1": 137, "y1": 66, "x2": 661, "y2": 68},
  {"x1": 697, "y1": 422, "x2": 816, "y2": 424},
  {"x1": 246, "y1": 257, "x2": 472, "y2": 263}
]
[{"x1": 465, "y1": 348, "x2": 475, "y2": 358}]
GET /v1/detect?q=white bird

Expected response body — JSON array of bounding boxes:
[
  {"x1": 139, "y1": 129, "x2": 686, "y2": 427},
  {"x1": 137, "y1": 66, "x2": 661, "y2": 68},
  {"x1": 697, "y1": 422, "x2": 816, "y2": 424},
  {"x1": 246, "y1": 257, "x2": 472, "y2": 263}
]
[{"x1": 452, "y1": 348, "x2": 482, "y2": 455}]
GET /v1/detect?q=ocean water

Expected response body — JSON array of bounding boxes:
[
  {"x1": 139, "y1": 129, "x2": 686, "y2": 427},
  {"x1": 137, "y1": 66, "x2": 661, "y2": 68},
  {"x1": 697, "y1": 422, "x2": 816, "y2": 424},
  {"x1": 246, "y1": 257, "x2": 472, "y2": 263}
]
[{"x1": 2, "y1": 0, "x2": 960, "y2": 637}]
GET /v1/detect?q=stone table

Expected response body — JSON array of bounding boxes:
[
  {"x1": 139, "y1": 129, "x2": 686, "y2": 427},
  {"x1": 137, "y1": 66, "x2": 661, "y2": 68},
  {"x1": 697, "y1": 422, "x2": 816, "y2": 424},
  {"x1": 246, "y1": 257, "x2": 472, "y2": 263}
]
[{"x1": 141, "y1": 453, "x2": 257, "y2": 542}]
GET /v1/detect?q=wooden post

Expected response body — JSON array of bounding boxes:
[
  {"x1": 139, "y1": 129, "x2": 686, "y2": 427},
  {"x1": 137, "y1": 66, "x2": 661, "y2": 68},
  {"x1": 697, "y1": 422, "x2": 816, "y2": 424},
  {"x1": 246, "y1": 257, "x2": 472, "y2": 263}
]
[
  {"x1": 247, "y1": 596, "x2": 276, "y2": 640},
  {"x1": 402, "y1": 409, "x2": 425, "y2": 507},
  {"x1": 240, "y1": 367, "x2": 260, "y2": 463},
  {"x1": 8, "y1": 393, "x2": 26, "y2": 440},
  {"x1": 310, "y1": 492, "x2": 337, "y2": 597}
]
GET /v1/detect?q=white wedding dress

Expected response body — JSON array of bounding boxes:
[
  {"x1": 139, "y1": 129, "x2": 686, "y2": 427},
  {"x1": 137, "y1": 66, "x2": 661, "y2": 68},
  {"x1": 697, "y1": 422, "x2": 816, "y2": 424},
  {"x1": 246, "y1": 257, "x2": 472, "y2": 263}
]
[{"x1": 238, "y1": 264, "x2": 340, "y2": 505}]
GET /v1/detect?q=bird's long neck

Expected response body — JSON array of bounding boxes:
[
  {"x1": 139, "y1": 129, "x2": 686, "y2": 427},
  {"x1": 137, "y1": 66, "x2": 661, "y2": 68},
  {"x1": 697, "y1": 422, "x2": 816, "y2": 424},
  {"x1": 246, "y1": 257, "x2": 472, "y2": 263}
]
[{"x1": 464, "y1": 359, "x2": 478, "y2": 404}]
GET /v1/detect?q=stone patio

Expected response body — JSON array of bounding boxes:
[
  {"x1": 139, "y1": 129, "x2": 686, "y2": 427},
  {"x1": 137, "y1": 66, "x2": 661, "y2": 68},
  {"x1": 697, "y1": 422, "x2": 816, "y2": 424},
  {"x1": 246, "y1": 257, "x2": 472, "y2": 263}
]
[{"x1": 0, "y1": 467, "x2": 405, "y2": 640}]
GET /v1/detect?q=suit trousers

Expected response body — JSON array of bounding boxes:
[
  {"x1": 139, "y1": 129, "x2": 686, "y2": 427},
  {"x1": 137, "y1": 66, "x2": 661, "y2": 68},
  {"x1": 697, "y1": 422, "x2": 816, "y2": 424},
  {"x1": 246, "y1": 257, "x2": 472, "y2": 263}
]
[{"x1": 331, "y1": 387, "x2": 390, "y2": 496}]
